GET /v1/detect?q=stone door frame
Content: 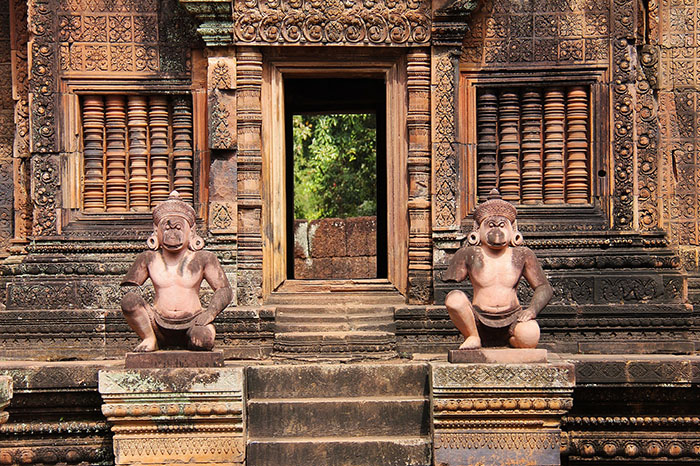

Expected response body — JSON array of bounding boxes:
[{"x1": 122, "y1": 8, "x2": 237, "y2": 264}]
[{"x1": 260, "y1": 50, "x2": 410, "y2": 300}]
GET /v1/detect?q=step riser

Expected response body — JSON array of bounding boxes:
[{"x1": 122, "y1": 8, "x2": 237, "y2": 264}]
[
  {"x1": 246, "y1": 440, "x2": 431, "y2": 466},
  {"x1": 276, "y1": 323, "x2": 395, "y2": 333},
  {"x1": 248, "y1": 400, "x2": 430, "y2": 437},
  {"x1": 246, "y1": 364, "x2": 430, "y2": 398}
]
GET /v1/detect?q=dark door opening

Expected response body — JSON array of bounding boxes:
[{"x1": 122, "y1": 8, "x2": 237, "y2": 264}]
[{"x1": 285, "y1": 78, "x2": 387, "y2": 280}]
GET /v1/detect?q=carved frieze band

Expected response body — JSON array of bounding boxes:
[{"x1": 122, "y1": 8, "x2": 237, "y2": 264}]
[
  {"x1": 232, "y1": 0, "x2": 431, "y2": 46},
  {"x1": 435, "y1": 431, "x2": 560, "y2": 450},
  {"x1": 407, "y1": 49, "x2": 432, "y2": 303},
  {"x1": 432, "y1": 49, "x2": 458, "y2": 230}
]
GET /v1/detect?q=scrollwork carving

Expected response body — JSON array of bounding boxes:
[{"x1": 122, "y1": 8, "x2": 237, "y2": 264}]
[{"x1": 232, "y1": 0, "x2": 431, "y2": 45}]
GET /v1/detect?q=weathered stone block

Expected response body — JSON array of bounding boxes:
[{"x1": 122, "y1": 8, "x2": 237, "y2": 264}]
[
  {"x1": 346, "y1": 255, "x2": 377, "y2": 278},
  {"x1": 431, "y1": 362, "x2": 574, "y2": 466},
  {"x1": 346, "y1": 216, "x2": 377, "y2": 256},
  {"x1": 309, "y1": 218, "x2": 346, "y2": 258},
  {"x1": 293, "y1": 219, "x2": 309, "y2": 259},
  {"x1": 99, "y1": 367, "x2": 244, "y2": 466}
]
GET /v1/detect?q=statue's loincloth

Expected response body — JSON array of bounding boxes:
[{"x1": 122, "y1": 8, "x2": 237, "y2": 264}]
[
  {"x1": 473, "y1": 304, "x2": 522, "y2": 332},
  {"x1": 153, "y1": 309, "x2": 203, "y2": 331}
]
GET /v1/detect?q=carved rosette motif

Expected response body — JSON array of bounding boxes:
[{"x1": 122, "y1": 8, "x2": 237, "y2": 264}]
[
  {"x1": 611, "y1": 0, "x2": 635, "y2": 229},
  {"x1": 31, "y1": 155, "x2": 59, "y2": 236},
  {"x1": 28, "y1": 0, "x2": 57, "y2": 154},
  {"x1": 232, "y1": 0, "x2": 431, "y2": 46}
]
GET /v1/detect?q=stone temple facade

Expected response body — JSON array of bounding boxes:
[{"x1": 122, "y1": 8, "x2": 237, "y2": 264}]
[{"x1": 0, "y1": 0, "x2": 697, "y2": 464}]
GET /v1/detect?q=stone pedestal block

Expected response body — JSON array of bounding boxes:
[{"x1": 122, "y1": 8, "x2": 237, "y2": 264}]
[
  {"x1": 0, "y1": 376, "x2": 11, "y2": 424},
  {"x1": 431, "y1": 362, "x2": 575, "y2": 466},
  {"x1": 99, "y1": 368, "x2": 244, "y2": 466}
]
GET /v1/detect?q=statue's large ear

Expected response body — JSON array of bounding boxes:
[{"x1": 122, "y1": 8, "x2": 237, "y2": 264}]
[
  {"x1": 510, "y1": 220, "x2": 524, "y2": 246},
  {"x1": 189, "y1": 229, "x2": 205, "y2": 251},
  {"x1": 146, "y1": 225, "x2": 159, "y2": 250},
  {"x1": 467, "y1": 220, "x2": 481, "y2": 245}
]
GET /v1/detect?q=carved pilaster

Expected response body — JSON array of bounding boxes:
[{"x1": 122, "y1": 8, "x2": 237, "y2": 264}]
[
  {"x1": 407, "y1": 49, "x2": 432, "y2": 304},
  {"x1": 431, "y1": 0, "x2": 477, "y2": 232},
  {"x1": 521, "y1": 88, "x2": 543, "y2": 204},
  {"x1": 236, "y1": 47, "x2": 263, "y2": 305},
  {"x1": 432, "y1": 362, "x2": 575, "y2": 466},
  {"x1": 10, "y1": 0, "x2": 32, "y2": 244},
  {"x1": 611, "y1": 0, "x2": 636, "y2": 229},
  {"x1": 498, "y1": 90, "x2": 520, "y2": 202},
  {"x1": 104, "y1": 96, "x2": 127, "y2": 212},
  {"x1": 543, "y1": 88, "x2": 566, "y2": 204},
  {"x1": 432, "y1": 49, "x2": 459, "y2": 230},
  {"x1": 28, "y1": 0, "x2": 59, "y2": 236},
  {"x1": 99, "y1": 368, "x2": 244, "y2": 466},
  {"x1": 82, "y1": 96, "x2": 105, "y2": 212},
  {"x1": 127, "y1": 96, "x2": 149, "y2": 212},
  {"x1": 149, "y1": 96, "x2": 171, "y2": 206},
  {"x1": 28, "y1": 0, "x2": 57, "y2": 154},
  {"x1": 208, "y1": 56, "x2": 237, "y2": 151}
]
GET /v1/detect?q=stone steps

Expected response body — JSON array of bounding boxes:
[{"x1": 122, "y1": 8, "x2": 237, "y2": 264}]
[
  {"x1": 246, "y1": 363, "x2": 431, "y2": 466},
  {"x1": 273, "y1": 303, "x2": 398, "y2": 359}
]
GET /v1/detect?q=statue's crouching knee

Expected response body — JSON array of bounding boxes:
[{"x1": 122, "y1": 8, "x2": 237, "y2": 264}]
[
  {"x1": 510, "y1": 320, "x2": 540, "y2": 349},
  {"x1": 121, "y1": 291, "x2": 146, "y2": 314},
  {"x1": 187, "y1": 324, "x2": 215, "y2": 351},
  {"x1": 445, "y1": 290, "x2": 470, "y2": 312}
]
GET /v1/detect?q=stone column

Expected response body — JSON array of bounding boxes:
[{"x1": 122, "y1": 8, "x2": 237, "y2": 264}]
[
  {"x1": 431, "y1": 362, "x2": 575, "y2": 466},
  {"x1": 99, "y1": 368, "x2": 244, "y2": 466}
]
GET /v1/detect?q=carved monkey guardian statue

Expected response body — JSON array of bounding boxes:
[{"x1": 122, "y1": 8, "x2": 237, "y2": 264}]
[
  {"x1": 443, "y1": 189, "x2": 553, "y2": 350},
  {"x1": 120, "y1": 191, "x2": 233, "y2": 352}
]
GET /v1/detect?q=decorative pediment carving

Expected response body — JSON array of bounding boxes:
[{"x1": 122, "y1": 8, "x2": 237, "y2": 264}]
[{"x1": 181, "y1": 0, "x2": 434, "y2": 46}]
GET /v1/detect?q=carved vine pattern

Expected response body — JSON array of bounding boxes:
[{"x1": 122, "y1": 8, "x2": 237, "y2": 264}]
[
  {"x1": 233, "y1": 0, "x2": 431, "y2": 45},
  {"x1": 433, "y1": 51, "x2": 458, "y2": 228}
]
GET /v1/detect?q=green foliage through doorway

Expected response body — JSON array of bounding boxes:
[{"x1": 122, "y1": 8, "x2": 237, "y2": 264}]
[{"x1": 293, "y1": 113, "x2": 377, "y2": 220}]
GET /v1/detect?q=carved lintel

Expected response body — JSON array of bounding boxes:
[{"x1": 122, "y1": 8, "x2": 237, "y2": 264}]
[{"x1": 230, "y1": 0, "x2": 431, "y2": 46}]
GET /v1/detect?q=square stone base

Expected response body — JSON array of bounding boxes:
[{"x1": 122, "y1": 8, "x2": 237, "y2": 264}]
[
  {"x1": 124, "y1": 350, "x2": 224, "y2": 368},
  {"x1": 99, "y1": 367, "x2": 244, "y2": 466},
  {"x1": 448, "y1": 348, "x2": 548, "y2": 364},
  {"x1": 431, "y1": 362, "x2": 575, "y2": 466}
]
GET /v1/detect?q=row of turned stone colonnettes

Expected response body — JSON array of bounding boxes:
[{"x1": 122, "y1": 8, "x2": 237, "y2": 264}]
[
  {"x1": 477, "y1": 85, "x2": 590, "y2": 205},
  {"x1": 82, "y1": 94, "x2": 195, "y2": 212}
]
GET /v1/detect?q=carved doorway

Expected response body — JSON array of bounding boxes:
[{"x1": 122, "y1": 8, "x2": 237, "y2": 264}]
[
  {"x1": 261, "y1": 54, "x2": 408, "y2": 298},
  {"x1": 284, "y1": 78, "x2": 387, "y2": 281}
]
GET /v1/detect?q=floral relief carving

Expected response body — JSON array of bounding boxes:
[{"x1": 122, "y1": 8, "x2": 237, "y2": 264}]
[
  {"x1": 56, "y1": 0, "x2": 166, "y2": 74},
  {"x1": 233, "y1": 0, "x2": 431, "y2": 45}
]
